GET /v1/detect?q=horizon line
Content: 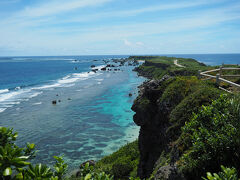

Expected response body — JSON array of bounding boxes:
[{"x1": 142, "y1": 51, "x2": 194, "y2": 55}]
[{"x1": 0, "y1": 53, "x2": 240, "y2": 57}]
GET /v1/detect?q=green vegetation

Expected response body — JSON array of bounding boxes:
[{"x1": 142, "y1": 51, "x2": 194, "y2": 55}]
[
  {"x1": 179, "y1": 94, "x2": 240, "y2": 179},
  {"x1": 150, "y1": 151, "x2": 171, "y2": 178},
  {"x1": 95, "y1": 140, "x2": 139, "y2": 179},
  {"x1": 73, "y1": 162, "x2": 113, "y2": 180},
  {"x1": 0, "y1": 127, "x2": 70, "y2": 180},
  {"x1": 138, "y1": 96, "x2": 151, "y2": 110},
  {"x1": 133, "y1": 56, "x2": 209, "y2": 79},
  {"x1": 132, "y1": 56, "x2": 240, "y2": 179},
  {"x1": 167, "y1": 82, "x2": 221, "y2": 140},
  {"x1": 159, "y1": 76, "x2": 200, "y2": 110},
  {"x1": 203, "y1": 166, "x2": 239, "y2": 180}
]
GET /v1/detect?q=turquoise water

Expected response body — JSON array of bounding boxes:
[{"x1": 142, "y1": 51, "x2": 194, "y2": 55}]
[
  {"x1": 95, "y1": 68, "x2": 141, "y2": 127},
  {"x1": 0, "y1": 56, "x2": 145, "y2": 169}
]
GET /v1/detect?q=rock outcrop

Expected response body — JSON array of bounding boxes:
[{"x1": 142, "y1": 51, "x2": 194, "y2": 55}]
[
  {"x1": 101, "y1": 67, "x2": 107, "y2": 71},
  {"x1": 154, "y1": 165, "x2": 185, "y2": 180},
  {"x1": 52, "y1": 100, "x2": 57, "y2": 105},
  {"x1": 132, "y1": 75, "x2": 173, "y2": 178}
]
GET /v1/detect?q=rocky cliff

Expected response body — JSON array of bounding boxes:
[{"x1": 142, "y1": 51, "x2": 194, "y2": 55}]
[
  {"x1": 131, "y1": 58, "x2": 220, "y2": 179},
  {"x1": 132, "y1": 76, "x2": 177, "y2": 179}
]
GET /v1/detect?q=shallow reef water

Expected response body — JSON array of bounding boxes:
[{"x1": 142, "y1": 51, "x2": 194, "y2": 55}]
[{"x1": 0, "y1": 56, "x2": 145, "y2": 169}]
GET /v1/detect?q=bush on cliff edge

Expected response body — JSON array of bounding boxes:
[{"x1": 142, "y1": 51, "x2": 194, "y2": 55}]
[
  {"x1": 178, "y1": 94, "x2": 240, "y2": 179},
  {"x1": 167, "y1": 85, "x2": 221, "y2": 141}
]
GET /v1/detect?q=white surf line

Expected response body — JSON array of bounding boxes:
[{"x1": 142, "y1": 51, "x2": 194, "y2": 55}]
[{"x1": 174, "y1": 59, "x2": 186, "y2": 68}]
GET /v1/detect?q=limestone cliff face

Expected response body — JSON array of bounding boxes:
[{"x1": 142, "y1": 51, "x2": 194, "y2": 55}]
[{"x1": 131, "y1": 76, "x2": 173, "y2": 179}]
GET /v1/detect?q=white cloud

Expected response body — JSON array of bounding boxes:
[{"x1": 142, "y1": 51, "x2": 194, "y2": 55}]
[
  {"x1": 113, "y1": 0, "x2": 222, "y2": 17},
  {"x1": 18, "y1": 0, "x2": 112, "y2": 18},
  {"x1": 123, "y1": 39, "x2": 144, "y2": 48},
  {"x1": 52, "y1": 0, "x2": 228, "y2": 24},
  {"x1": 136, "y1": 42, "x2": 144, "y2": 46},
  {"x1": 124, "y1": 39, "x2": 132, "y2": 46}
]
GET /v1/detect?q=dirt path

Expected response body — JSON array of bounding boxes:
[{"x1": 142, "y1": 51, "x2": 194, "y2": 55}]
[{"x1": 174, "y1": 59, "x2": 185, "y2": 68}]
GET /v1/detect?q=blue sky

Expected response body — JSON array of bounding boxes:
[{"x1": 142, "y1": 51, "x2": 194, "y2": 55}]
[{"x1": 0, "y1": 0, "x2": 240, "y2": 56}]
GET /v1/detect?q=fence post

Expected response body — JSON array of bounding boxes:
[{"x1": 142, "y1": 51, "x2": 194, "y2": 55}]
[
  {"x1": 198, "y1": 70, "x2": 201, "y2": 79},
  {"x1": 216, "y1": 74, "x2": 220, "y2": 86},
  {"x1": 219, "y1": 66, "x2": 223, "y2": 77}
]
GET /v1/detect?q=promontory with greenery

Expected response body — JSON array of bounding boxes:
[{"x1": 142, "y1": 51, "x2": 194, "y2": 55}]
[{"x1": 1, "y1": 56, "x2": 240, "y2": 180}]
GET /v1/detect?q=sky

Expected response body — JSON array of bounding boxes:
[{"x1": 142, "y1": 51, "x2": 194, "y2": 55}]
[{"x1": 0, "y1": 0, "x2": 240, "y2": 56}]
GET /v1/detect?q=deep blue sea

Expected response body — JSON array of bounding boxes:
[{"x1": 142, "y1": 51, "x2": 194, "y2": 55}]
[{"x1": 0, "y1": 54, "x2": 239, "y2": 170}]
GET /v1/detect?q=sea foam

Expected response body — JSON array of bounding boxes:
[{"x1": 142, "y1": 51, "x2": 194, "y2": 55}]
[
  {"x1": 92, "y1": 65, "x2": 105, "y2": 70},
  {"x1": 0, "y1": 108, "x2": 6, "y2": 113},
  {"x1": 0, "y1": 89, "x2": 30, "y2": 102},
  {"x1": 32, "y1": 83, "x2": 61, "y2": 90},
  {"x1": 0, "y1": 70, "x2": 101, "y2": 113},
  {"x1": 0, "y1": 89, "x2": 9, "y2": 94}
]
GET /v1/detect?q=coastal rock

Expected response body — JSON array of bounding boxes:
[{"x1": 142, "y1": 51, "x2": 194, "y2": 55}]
[
  {"x1": 129, "y1": 93, "x2": 133, "y2": 97},
  {"x1": 91, "y1": 65, "x2": 96, "y2": 68},
  {"x1": 80, "y1": 160, "x2": 96, "y2": 168},
  {"x1": 76, "y1": 160, "x2": 96, "y2": 177},
  {"x1": 154, "y1": 165, "x2": 185, "y2": 180},
  {"x1": 92, "y1": 69, "x2": 98, "y2": 73},
  {"x1": 101, "y1": 67, "x2": 107, "y2": 71},
  {"x1": 106, "y1": 64, "x2": 115, "y2": 67},
  {"x1": 131, "y1": 75, "x2": 173, "y2": 178}
]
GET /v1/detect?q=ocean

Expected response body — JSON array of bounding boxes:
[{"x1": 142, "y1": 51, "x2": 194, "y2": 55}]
[
  {"x1": 161, "y1": 53, "x2": 240, "y2": 65},
  {"x1": 0, "y1": 55, "x2": 145, "y2": 169},
  {"x1": 0, "y1": 54, "x2": 239, "y2": 169}
]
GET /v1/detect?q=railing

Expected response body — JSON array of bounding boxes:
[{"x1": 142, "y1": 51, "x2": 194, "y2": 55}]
[{"x1": 198, "y1": 64, "x2": 240, "y2": 93}]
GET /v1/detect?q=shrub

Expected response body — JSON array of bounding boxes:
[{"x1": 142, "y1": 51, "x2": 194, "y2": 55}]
[
  {"x1": 0, "y1": 127, "x2": 68, "y2": 180},
  {"x1": 179, "y1": 94, "x2": 240, "y2": 179},
  {"x1": 76, "y1": 162, "x2": 113, "y2": 180},
  {"x1": 159, "y1": 76, "x2": 200, "y2": 114},
  {"x1": 203, "y1": 165, "x2": 239, "y2": 180},
  {"x1": 168, "y1": 86, "x2": 221, "y2": 141},
  {"x1": 112, "y1": 161, "x2": 132, "y2": 178},
  {"x1": 0, "y1": 127, "x2": 36, "y2": 179},
  {"x1": 95, "y1": 140, "x2": 139, "y2": 179}
]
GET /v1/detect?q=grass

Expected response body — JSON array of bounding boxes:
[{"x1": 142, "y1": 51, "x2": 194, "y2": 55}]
[
  {"x1": 133, "y1": 56, "x2": 210, "y2": 79},
  {"x1": 95, "y1": 140, "x2": 140, "y2": 179}
]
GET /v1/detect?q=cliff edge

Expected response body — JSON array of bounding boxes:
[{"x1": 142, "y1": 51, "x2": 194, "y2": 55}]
[{"x1": 131, "y1": 56, "x2": 221, "y2": 179}]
